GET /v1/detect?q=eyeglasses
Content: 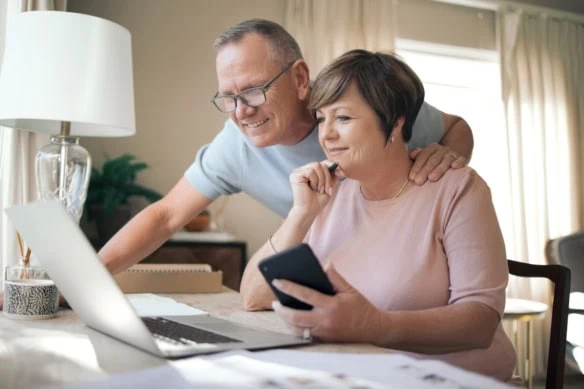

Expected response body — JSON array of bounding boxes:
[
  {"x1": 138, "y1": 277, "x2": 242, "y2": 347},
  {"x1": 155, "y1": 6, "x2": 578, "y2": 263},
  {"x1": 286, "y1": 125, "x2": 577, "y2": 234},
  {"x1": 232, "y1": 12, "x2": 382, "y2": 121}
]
[{"x1": 211, "y1": 60, "x2": 296, "y2": 113}]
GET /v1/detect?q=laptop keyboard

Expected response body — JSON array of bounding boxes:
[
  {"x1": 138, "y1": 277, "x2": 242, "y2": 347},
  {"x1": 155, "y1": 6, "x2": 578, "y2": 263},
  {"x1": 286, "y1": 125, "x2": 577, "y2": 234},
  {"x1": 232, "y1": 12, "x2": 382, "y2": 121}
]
[{"x1": 142, "y1": 317, "x2": 241, "y2": 345}]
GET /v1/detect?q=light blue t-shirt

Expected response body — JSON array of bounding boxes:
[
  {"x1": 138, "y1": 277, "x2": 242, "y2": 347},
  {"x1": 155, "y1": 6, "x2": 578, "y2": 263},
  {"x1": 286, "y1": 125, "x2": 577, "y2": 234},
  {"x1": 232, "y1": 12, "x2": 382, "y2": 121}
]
[{"x1": 185, "y1": 102, "x2": 444, "y2": 217}]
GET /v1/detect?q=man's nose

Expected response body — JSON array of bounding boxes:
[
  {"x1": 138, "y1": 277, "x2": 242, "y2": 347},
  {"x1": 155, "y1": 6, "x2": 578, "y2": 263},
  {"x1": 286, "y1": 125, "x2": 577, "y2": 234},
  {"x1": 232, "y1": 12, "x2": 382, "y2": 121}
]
[{"x1": 234, "y1": 99, "x2": 255, "y2": 119}]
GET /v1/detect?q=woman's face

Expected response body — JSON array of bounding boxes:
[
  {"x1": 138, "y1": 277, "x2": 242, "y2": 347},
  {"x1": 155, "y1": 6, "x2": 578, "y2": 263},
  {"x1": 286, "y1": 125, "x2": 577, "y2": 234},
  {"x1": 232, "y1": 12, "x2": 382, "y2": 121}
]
[{"x1": 316, "y1": 82, "x2": 389, "y2": 177}]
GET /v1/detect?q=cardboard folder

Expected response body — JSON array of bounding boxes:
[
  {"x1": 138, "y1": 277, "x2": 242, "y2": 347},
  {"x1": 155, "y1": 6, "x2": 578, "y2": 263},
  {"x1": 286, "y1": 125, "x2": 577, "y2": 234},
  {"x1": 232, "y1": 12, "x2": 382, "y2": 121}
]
[{"x1": 114, "y1": 263, "x2": 223, "y2": 293}]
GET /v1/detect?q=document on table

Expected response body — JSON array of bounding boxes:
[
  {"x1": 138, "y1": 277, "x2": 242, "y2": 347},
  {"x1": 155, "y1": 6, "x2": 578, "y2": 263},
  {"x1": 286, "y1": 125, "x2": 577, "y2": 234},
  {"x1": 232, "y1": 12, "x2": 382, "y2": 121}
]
[
  {"x1": 126, "y1": 293, "x2": 207, "y2": 317},
  {"x1": 52, "y1": 349, "x2": 513, "y2": 388}
]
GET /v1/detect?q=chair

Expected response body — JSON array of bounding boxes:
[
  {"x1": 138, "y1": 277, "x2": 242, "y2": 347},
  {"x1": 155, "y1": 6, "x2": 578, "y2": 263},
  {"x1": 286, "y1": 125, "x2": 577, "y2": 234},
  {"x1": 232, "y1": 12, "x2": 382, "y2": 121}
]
[
  {"x1": 546, "y1": 232, "x2": 584, "y2": 375},
  {"x1": 546, "y1": 231, "x2": 584, "y2": 311},
  {"x1": 508, "y1": 260, "x2": 571, "y2": 389}
]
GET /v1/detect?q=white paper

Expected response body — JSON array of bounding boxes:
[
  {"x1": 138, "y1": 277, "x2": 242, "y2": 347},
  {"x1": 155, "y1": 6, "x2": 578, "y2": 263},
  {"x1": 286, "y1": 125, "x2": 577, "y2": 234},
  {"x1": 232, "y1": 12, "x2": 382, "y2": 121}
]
[
  {"x1": 173, "y1": 352, "x2": 386, "y2": 388},
  {"x1": 51, "y1": 349, "x2": 514, "y2": 389},
  {"x1": 125, "y1": 293, "x2": 207, "y2": 317},
  {"x1": 229, "y1": 350, "x2": 513, "y2": 389}
]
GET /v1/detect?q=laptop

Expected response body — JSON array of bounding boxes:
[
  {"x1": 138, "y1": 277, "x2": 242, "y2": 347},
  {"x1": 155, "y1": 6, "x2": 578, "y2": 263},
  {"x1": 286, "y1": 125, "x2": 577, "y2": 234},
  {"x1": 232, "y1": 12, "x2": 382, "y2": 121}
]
[{"x1": 5, "y1": 200, "x2": 310, "y2": 358}]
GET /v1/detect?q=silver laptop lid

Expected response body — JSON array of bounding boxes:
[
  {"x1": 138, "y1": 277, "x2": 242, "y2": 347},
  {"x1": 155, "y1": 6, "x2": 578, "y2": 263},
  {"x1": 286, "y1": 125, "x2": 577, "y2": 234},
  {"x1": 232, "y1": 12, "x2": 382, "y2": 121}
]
[{"x1": 5, "y1": 200, "x2": 160, "y2": 355}]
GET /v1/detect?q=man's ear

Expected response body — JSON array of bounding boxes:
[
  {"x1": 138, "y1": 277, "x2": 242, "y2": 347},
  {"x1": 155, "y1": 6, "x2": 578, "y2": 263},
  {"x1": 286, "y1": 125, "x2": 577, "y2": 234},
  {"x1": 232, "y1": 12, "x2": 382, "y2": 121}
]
[{"x1": 293, "y1": 60, "x2": 311, "y2": 101}]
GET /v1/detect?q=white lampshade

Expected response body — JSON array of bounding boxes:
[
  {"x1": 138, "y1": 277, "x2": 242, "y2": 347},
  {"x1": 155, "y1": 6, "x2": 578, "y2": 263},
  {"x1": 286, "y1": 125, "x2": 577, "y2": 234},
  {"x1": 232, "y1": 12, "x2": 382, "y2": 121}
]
[{"x1": 0, "y1": 11, "x2": 135, "y2": 137}]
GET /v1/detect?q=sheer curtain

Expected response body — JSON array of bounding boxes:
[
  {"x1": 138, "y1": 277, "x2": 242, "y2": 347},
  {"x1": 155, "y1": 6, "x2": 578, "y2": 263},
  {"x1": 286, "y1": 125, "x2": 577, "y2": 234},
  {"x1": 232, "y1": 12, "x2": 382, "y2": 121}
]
[
  {"x1": 499, "y1": 7, "x2": 584, "y2": 375},
  {"x1": 0, "y1": 0, "x2": 66, "y2": 288},
  {"x1": 285, "y1": 0, "x2": 396, "y2": 76}
]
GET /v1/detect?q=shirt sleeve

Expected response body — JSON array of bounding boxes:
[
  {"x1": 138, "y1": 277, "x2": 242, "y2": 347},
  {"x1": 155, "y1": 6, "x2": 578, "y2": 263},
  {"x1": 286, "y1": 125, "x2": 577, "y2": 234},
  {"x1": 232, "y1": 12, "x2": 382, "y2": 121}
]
[
  {"x1": 184, "y1": 120, "x2": 243, "y2": 200},
  {"x1": 442, "y1": 169, "x2": 508, "y2": 317},
  {"x1": 407, "y1": 101, "x2": 444, "y2": 151}
]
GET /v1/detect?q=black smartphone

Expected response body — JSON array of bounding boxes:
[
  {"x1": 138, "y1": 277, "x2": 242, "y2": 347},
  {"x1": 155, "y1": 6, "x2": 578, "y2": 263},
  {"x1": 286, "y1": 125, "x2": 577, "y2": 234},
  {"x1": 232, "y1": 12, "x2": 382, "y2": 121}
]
[{"x1": 258, "y1": 243, "x2": 336, "y2": 310}]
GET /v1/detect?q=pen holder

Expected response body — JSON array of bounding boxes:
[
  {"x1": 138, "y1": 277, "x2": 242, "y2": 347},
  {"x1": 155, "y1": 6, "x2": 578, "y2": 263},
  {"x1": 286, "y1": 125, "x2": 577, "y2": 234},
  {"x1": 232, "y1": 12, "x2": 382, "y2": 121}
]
[{"x1": 3, "y1": 263, "x2": 59, "y2": 319}]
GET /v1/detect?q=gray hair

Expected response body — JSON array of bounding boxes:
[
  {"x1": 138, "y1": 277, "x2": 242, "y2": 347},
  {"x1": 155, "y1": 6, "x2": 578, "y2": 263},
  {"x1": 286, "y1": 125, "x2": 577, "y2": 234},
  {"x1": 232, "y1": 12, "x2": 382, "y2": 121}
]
[{"x1": 213, "y1": 19, "x2": 303, "y2": 65}]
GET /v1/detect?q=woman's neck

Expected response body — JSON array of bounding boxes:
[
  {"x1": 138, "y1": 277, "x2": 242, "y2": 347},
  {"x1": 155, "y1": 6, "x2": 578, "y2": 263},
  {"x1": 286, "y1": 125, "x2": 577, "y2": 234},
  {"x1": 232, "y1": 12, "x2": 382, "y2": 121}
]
[{"x1": 358, "y1": 146, "x2": 412, "y2": 201}]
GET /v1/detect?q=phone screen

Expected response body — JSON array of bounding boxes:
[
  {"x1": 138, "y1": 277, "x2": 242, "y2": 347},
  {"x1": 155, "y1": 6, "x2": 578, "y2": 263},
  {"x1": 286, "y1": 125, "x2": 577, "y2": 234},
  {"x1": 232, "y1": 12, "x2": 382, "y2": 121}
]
[{"x1": 258, "y1": 243, "x2": 335, "y2": 310}]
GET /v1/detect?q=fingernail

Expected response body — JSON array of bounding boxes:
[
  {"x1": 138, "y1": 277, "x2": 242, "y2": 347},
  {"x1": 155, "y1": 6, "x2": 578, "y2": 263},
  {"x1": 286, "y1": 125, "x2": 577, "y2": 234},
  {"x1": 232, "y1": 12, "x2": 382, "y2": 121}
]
[
  {"x1": 272, "y1": 279, "x2": 282, "y2": 288},
  {"x1": 271, "y1": 300, "x2": 281, "y2": 310}
]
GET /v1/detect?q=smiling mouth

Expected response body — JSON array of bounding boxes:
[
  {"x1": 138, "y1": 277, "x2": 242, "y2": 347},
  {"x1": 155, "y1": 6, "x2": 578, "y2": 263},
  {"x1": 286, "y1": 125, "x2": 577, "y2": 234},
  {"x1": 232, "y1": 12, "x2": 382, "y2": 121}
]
[
  {"x1": 327, "y1": 147, "x2": 349, "y2": 155},
  {"x1": 244, "y1": 118, "x2": 269, "y2": 129}
]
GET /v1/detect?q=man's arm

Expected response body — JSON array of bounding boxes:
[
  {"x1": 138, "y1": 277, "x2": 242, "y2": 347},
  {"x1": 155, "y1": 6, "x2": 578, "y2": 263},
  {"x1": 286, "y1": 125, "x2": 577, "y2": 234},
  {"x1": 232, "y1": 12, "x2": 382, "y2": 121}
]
[
  {"x1": 409, "y1": 112, "x2": 474, "y2": 185},
  {"x1": 441, "y1": 113, "x2": 474, "y2": 161},
  {"x1": 99, "y1": 177, "x2": 213, "y2": 274}
]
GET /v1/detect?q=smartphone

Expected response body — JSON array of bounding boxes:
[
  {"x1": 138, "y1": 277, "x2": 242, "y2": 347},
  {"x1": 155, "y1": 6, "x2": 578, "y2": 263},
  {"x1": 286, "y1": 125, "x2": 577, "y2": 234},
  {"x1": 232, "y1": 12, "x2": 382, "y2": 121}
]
[{"x1": 258, "y1": 243, "x2": 336, "y2": 310}]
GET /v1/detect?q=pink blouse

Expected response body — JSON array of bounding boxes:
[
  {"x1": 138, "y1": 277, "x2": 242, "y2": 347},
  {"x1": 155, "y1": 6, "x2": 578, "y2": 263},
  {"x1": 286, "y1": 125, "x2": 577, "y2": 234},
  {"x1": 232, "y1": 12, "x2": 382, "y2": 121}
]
[{"x1": 304, "y1": 167, "x2": 516, "y2": 381}]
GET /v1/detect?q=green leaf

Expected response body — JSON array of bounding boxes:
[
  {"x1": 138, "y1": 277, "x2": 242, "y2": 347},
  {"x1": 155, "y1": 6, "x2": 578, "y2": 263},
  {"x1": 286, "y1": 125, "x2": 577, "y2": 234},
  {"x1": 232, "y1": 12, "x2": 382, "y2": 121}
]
[{"x1": 86, "y1": 154, "x2": 162, "y2": 217}]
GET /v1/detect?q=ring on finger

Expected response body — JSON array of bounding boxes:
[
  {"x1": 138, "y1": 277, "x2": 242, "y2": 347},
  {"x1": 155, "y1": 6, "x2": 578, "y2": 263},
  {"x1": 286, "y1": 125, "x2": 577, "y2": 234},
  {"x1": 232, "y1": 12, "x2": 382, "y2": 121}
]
[{"x1": 448, "y1": 152, "x2": 459, "y2": 160}]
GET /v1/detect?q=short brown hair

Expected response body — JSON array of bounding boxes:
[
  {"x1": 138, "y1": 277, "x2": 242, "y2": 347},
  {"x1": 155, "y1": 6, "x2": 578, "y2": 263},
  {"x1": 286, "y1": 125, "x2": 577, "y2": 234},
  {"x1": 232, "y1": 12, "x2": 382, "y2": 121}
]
[
  {"x1": 309, "y1": 49, "x2": 424, "y2": 142},
  {"x1": 213, "y1": 19, "x2": 302, "y2": 66}
]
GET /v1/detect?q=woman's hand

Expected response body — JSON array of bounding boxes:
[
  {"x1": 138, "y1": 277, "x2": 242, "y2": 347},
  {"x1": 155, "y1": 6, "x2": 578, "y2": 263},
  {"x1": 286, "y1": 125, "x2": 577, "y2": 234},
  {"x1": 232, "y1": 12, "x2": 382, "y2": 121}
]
[
  {"x1": 271, "y1": 266, "x2": 381, "y2": 343},
  {"x1": 289, "y1": 161, "x2": 339, "y2": 218}
]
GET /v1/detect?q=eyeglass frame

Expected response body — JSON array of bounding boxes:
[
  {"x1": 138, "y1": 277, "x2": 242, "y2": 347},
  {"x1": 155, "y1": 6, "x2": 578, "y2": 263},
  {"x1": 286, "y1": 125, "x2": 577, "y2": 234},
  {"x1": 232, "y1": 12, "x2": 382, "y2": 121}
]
[{"x1": 211, "y1": 60, "x2": 297, "y2": 113}]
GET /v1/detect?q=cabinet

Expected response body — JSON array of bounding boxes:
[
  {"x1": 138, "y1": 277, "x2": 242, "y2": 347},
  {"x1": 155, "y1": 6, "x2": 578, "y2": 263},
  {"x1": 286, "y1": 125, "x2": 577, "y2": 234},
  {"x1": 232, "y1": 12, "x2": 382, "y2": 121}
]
[{"x1": 93, "y1": 231, "x2": 247, "y2": 291}]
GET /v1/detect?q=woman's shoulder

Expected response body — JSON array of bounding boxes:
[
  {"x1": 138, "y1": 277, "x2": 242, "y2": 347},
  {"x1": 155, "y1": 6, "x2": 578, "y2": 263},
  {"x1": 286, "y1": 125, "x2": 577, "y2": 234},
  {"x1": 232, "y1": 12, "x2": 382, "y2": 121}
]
[
  {"x1": 438, "y1": 166, "x2": 487, "y2": 188},
  {"x1": 425, "y1": 166, "x2": 491, "y2": 201}
]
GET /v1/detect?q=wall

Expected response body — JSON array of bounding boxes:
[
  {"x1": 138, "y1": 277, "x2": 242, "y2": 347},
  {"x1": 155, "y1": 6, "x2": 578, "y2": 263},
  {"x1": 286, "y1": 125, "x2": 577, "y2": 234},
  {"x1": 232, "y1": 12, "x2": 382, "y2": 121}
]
[
  {"x1": 67, "y1": 0, "x2": 581, "y2": 259},
  {"x1": 67, "y1": 0, "x2": 286, "y2": 257}
]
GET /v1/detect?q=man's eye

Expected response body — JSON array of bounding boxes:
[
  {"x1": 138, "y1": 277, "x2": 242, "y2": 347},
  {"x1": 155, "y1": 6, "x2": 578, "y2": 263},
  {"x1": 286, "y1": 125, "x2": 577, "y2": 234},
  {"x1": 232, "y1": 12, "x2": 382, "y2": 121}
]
[
  {"x1": 337, "y1": 116, "x2": 351, "y2": 122},
  {"x1": 315, "y1": 117, "x2": 325, "y2": 125}
]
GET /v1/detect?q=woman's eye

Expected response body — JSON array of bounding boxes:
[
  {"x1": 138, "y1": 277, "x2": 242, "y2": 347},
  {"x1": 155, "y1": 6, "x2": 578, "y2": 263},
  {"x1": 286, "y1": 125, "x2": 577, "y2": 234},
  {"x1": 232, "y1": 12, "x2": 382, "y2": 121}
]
[
  {"x1": 337, "y1": 116, "x2": 351, "y2": 122},
  {"x1": 315, "y1": 117, "x2": 325, "y2": 125}
]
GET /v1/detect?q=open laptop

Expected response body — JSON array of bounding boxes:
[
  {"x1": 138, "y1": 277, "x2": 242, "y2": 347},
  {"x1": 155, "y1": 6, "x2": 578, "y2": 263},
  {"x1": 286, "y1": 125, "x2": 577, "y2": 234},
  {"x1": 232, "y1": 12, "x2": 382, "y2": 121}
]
[{"x1": 5, "y1": 200, "x2": 309, "y2": 358}]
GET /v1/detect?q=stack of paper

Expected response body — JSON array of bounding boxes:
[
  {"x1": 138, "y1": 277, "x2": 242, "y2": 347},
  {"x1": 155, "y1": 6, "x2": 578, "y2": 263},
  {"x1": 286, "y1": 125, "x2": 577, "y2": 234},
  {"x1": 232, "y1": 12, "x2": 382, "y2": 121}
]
[{"x1": 56, "y1": 349, "x2": 513, "y2": 388}]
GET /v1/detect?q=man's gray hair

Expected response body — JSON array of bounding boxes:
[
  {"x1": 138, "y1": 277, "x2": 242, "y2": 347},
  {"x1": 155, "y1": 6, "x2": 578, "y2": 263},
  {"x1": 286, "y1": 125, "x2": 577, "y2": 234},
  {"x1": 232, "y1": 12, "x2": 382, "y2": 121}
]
[{"x1": 213, "y1": 19, "x2": 303, "y2": 65}]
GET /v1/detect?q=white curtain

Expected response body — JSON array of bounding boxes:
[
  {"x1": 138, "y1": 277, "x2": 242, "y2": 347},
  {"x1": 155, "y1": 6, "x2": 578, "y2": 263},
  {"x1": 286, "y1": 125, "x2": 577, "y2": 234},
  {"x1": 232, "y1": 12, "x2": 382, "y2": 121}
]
[
  {"x1": 499, "y1": 8, "x2": 584, "y2": 376},
  {"x1": 285, "y1": 0, "x2": 397, "y2": 76},
  {"x1": 0, "y1": 0, "x2": 66, "y2": 287}
]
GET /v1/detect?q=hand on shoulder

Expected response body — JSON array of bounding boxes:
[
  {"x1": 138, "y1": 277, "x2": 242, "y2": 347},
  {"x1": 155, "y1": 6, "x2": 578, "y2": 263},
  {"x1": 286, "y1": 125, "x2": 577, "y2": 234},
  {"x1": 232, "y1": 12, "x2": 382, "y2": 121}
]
[{"x1": 409, "y1": 143, "x2": 467, "y2": 185}]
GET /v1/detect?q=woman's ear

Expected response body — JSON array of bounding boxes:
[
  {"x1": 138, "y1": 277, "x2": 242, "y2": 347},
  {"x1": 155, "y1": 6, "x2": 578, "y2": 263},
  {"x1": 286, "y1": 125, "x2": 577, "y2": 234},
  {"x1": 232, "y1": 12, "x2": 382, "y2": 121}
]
[
  {"x1": 293, "y1": 60, "x2": 311, "y2": 101},
  {"x1": 392, "y1": 117, "x2": 405, "y2": 138}
]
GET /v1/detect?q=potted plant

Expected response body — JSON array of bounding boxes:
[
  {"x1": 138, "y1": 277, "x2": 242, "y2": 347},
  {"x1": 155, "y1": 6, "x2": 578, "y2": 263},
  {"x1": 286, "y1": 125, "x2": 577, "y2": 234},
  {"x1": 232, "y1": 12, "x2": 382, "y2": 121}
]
[{"x1": 85, "y1": 154, "x2": 163, "y2": 242}]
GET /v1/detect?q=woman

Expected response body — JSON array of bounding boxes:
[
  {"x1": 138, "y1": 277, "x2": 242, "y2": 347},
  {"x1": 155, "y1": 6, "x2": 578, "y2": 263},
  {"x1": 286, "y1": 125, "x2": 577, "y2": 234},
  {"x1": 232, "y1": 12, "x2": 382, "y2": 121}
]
[{"x1": 240, "y1": 49, "x2": 516, "y2": 381}]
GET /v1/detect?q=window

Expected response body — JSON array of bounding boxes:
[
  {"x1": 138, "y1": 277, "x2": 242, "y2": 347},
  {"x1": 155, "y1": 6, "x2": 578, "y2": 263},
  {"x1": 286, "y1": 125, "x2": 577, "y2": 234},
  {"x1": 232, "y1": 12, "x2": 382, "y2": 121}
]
[{"x1": 397, "y1": 39, "x2": 515, "y2": 256}]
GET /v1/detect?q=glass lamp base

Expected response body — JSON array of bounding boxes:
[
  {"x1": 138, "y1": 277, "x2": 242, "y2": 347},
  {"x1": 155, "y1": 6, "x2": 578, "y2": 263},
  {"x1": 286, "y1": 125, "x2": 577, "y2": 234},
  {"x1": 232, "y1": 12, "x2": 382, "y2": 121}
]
[{"x1": 35, "y1": 135, "x2": 91, "y2": 223}]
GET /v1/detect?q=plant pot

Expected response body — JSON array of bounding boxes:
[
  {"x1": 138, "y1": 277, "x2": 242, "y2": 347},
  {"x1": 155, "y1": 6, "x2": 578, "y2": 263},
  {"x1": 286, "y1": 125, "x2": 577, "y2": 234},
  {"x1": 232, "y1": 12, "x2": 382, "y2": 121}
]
[
  {"x1": 93, "y1": 204, "x2": 132, "y2": 242},
  {"x1": 184, "y1": 210, "x2": 211, "y2": 232}
]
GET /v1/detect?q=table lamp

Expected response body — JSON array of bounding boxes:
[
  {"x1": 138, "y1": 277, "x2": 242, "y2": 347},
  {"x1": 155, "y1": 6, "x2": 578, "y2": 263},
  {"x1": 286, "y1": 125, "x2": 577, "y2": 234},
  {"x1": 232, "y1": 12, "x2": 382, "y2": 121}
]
[{"x1": 0, "y1": 11, "x2": 135, "y2": 223}]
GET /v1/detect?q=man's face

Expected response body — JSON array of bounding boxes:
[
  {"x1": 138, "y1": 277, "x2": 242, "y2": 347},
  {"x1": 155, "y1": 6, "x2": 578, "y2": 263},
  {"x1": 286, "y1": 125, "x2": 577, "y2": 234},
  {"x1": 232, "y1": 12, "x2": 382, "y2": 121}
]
[{"x1": 215, "y1": 34, "x2": 304, "y2": 148}]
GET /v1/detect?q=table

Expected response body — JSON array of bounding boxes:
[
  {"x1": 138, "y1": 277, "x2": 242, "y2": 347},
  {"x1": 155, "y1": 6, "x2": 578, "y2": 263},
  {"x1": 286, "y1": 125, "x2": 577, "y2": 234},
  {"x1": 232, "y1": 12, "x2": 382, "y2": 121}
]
[
  {"x1": 503, "y1": 298, "x2": 548, "y2": 389},
  {"x1": 0, "y1": 289, "x2": 389, "y2": 389}
]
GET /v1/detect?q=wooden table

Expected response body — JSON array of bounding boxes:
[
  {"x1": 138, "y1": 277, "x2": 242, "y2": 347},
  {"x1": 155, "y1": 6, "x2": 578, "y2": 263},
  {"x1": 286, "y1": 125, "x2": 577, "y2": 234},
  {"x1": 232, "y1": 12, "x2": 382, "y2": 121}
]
[{"x1": 0, "y1": 289, "x2": 390, "y2": 389}]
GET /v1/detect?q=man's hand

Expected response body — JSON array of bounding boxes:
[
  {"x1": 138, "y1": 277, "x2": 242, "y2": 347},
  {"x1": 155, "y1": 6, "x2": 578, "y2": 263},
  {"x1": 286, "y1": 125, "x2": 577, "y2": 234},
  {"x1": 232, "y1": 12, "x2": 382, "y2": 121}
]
[{"x1": 409, "y1": 143, "x2": 467, "y2": 185}]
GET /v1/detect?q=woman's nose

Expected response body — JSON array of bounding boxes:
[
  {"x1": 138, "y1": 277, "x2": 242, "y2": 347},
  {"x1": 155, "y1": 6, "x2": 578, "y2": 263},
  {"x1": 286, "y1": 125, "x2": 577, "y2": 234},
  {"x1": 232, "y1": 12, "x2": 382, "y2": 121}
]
[{"x1": 320, "y1": 120, "x2": 337, "y2": 139}]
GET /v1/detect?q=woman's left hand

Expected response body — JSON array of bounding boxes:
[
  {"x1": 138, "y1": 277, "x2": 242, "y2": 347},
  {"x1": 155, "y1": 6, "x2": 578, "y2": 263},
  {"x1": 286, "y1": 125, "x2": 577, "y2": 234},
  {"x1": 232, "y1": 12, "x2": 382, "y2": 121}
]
[{"x1": 271, "y1": 266, "x2": 380, "y2": 342}]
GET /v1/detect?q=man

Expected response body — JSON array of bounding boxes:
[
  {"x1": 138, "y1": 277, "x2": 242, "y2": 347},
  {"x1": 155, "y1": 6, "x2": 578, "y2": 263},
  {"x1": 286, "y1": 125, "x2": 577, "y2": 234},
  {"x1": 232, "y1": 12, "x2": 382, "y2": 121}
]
[
  {"x1": 0, "y1": 20, "x2": 473, "y2": 308},
  {"x1": 97, "y1": 19, "x2": 473, "y2": 275}
]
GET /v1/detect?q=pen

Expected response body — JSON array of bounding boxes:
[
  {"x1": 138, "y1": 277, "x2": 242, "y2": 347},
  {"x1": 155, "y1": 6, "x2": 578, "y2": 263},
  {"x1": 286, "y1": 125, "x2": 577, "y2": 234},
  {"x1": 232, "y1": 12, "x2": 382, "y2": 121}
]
[{"x1": 328, "y1": 162, "x2": 339, "y2": 174}]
